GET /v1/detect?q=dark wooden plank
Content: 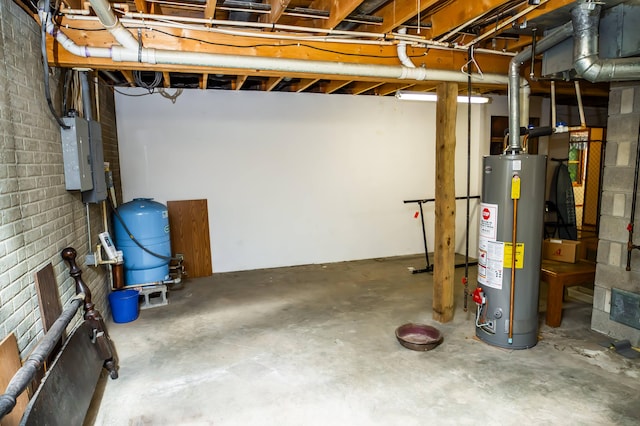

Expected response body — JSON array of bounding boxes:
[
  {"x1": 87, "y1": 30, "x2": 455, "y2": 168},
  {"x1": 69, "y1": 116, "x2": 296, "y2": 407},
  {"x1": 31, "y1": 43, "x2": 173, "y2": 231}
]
[
  {"x1": 0, "y1": 334, "x2": 29, "y2": 426},
  {"x1": 34, "y1": 264, "x2": 61, "y2": 333},
  {"x1": 167, "y1": 199, "x2": 213, "y2": 278},
  {"x1": 34, "y1": 264, "x2": 63, "y2": 372}
]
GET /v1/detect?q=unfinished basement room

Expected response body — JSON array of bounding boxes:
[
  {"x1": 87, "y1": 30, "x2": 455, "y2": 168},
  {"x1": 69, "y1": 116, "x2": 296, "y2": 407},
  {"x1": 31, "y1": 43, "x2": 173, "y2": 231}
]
[{"x1": 1, "y1": 0, "x2": 639, "y2": 424}]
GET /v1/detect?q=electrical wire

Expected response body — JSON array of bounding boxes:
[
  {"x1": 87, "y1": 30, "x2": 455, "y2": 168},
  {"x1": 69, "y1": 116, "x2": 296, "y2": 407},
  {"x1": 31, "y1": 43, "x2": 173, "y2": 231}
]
[
  {"x1": 40, "y1": 0, "x2": 70, "y2": 129},
  {"x1": 133, "y1": 70, "x2": 163, "y2": 93}
]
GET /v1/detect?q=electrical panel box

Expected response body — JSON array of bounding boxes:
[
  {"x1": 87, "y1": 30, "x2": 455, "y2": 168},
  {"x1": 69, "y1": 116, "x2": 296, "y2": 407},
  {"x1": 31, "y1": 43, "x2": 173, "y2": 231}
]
[
  {"x1": 82, "y1": 120, "x2": 108, "y2": 203},
  {"x1": 61, "y1": 116, "x2": 93, "y2": 192},
  {"x1": 610, "y1": 288, "x2": 640, "y2": 330}
]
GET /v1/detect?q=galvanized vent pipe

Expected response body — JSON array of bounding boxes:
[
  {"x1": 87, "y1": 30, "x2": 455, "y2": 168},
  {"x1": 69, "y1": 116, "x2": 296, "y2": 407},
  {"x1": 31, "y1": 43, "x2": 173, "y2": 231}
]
[
  {"x1": 507, "y1": 21, "x2": 574, "y2": 152},
  {"x1": 572, "y1": 2, "x2": 640, "y2": 83}
]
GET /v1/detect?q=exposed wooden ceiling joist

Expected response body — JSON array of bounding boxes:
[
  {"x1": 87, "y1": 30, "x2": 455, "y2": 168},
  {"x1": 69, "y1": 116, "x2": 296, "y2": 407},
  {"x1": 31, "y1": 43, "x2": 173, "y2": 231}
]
[{"x1": 28, "y1": 0, "x2": 615, "y2": 103}]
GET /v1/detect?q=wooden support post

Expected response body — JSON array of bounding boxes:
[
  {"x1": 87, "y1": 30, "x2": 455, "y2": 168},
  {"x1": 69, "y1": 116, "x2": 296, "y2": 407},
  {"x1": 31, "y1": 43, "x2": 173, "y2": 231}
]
[{"x1": 433, "y1": 81, "x2": 458, "y2": 323}]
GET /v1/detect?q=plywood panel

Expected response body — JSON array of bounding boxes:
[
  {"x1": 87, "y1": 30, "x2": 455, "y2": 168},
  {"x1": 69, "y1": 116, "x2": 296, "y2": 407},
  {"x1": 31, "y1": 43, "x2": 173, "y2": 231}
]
[
  {"x1": 167, "y1": 199, "x2": 213, "y2": 278},
  {"x1": 0, "y1": 334, "x2": 29, "y2": 426}
]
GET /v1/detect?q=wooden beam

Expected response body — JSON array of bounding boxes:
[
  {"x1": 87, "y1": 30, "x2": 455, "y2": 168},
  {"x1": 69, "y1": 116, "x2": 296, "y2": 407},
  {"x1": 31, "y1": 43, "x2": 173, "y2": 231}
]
[
  {"x1": 204, "y1": 0, "x2": 217, "y2": 23},
  {"x1": 121, "y1": 70, "x2": 135, "y2": 86},
  {"x1": 356, "y1": 0, "x2": 439, "y2": 35},
  {"x1": 134, "y1": 0, "x2": 149, "y2": 14},
  {"x1": 295, "y1": 78, "x2": 319, "y2": 92},
  {"x1": 162, "y1": 72, "x2": 171, "y2": 88},
  {"x1": 200, "y1": 73, "x2": 209, "y2": 89},
  {"x1": 305, "y1": 0, "x2": 361, "y2": 30},
  {"x1": 349, "y1": 81, "x2": 384, "y2": 95},
  {"x1": 261, "y1": 0, "x2": 291, "y2": 24},
  {"x1": 51, "y1": 18, "x2": 513, "y2": 74},
  {"x1": 235, "y1": 75, "x2": 249, "y2": 90},
  {"x1": 428, "y1": 0, "x2": 509, "y2": 39},
  {"x1": 264, "y1": 76, "x2": 284, "y2": 91},
  {"x1": 447, "y1": 0, "x2": 574, "y2": 48},
  {"x1": 433, "y1": 81, "x2": 457, "y2": 323},
  {"x1": 375, "y1": 83, "x2": 416, "y2": 96},
  {"x1": 149, "y1": 2, "x2": 163, "y2": 14},
  {"x1": 324, "y1": 80, "x2": 352, "y2": 94}
]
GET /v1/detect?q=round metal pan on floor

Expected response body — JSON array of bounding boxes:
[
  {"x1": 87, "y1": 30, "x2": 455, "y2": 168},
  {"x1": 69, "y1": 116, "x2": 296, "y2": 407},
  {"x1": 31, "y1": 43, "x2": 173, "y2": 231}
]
[{"x1": 395, "y1": 323, "x2": 443, "y2": 351}]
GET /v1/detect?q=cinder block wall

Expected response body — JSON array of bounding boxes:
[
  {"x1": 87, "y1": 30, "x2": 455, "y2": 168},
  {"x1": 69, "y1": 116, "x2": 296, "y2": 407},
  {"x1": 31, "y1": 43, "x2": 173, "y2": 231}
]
[
  {"x1": 592, "y1": 82, "x2": 640, "y2": 346},
  {"x1": 0, "y1": 0, "x2": 121, "y2": 356}
]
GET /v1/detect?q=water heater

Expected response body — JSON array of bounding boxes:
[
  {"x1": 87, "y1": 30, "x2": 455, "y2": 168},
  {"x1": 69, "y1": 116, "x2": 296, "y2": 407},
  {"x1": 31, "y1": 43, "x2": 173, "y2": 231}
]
[{"x1": 475, "y1": 154, "x2": 546, "y2": 349}]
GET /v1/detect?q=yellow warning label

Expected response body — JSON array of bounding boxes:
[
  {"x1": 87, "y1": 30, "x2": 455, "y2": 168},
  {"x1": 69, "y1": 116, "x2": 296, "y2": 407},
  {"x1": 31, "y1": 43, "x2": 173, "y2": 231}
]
[
  {"x1": 503, "y1": 242, "x2": 524, "y2": 269},
  {"x1": 511, "y1": 175, "x2": 521, "y2": 199}
]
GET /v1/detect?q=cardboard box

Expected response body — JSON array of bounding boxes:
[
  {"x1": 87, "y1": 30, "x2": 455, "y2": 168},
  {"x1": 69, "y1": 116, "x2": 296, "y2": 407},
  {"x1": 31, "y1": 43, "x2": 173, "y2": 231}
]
[{"x1": 543, "y1": 239, "x2": 585, "y2": 263}]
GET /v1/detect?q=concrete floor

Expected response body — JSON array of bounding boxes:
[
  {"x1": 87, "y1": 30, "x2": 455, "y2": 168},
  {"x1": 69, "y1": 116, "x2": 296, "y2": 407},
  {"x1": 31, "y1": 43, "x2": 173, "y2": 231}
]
[{"x1": 92, "y1": 255, "x2": 639, "y2": 425}]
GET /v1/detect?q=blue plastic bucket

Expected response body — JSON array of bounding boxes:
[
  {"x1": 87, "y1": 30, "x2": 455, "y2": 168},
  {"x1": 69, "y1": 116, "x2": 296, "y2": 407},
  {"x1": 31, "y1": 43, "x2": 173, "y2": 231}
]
[{"x1": 108, "y1": 289, "x2": 140, "y2": 323}]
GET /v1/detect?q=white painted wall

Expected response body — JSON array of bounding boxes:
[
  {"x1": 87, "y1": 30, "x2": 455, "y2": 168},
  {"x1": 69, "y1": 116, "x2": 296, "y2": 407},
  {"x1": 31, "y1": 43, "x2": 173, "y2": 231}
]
[{"x1": 116, "y1": 89, "x2": 490, "y2": 272}]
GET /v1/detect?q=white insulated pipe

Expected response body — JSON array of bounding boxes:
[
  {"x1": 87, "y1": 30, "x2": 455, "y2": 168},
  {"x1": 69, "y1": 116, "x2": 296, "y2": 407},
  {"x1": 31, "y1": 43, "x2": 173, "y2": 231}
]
[
  {"x1": 39, "y1": 0, "x2": 509, "y2": 87},
  {"x1": 396, "y1": 28, "x2": 416, "y2": 68}
]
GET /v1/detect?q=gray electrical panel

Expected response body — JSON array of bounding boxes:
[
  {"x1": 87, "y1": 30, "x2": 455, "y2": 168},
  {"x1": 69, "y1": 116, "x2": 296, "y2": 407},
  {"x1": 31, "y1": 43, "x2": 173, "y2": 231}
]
[
  {"x1": 82, "y1": 120, "x2": 108, "y2": 203},
  {"x1": 61, "y1": 116, "x2": 93, "y2": 192},
  {"x1": 610, "y1": 288, "x2": 640, "y2": 330}
]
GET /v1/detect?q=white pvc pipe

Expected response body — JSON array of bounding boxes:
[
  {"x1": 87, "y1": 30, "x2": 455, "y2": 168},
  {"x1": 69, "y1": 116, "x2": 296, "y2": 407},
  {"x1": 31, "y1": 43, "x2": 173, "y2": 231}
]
[
  {"x1": 396, "y1": 28, "x2": 416, "y2": 68},
  {"x1": 40, "y1": 8, "x2": 111, "y2": 58},
  {"x1": 41, "y1": 0, "x2": 509, "y2": 87},
  {"x1": 574, "y1": 80, "x2": 586, "y2": 128},
  {"x1": 551, "y1": 80, "x2": 557, "y2": 128}
]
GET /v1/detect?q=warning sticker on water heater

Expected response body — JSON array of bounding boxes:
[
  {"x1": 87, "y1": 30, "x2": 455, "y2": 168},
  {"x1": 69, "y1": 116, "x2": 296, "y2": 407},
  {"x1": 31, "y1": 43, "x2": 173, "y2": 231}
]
[
  {"x1": 478, "y1": 240, "x2": 504, "y2": 289},
  {"x1": 479, "y1": 203, "x2": 498, "y2": 240}
]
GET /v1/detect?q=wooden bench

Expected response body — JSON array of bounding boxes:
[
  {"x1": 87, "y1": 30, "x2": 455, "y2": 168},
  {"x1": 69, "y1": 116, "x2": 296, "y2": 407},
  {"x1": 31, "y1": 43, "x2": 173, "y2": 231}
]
[
  {"x1": 540, "y1": 259, "x2": 596, "y2": 327},
  {"x1": 0, "y1": 247, "x2": 118, "y2": 425}
]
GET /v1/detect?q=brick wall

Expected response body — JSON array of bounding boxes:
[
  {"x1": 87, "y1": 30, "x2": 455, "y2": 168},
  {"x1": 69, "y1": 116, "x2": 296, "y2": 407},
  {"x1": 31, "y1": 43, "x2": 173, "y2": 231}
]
[
  {"x1": 0, "y1": 0, "x2": 121, "y2": 357},
  {"x1": 592, "y1": 82, "x2": 640, "y2": 346}
]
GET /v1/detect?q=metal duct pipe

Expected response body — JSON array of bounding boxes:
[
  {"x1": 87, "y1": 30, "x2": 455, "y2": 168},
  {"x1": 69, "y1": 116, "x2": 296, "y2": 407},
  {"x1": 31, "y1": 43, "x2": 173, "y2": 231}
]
[
  {"x1": 80, "y1": 71, "x2": 92, "y2": 121},
  {"x1": 41, "y1": 1, "x2": 509, "y2": 87},
  {"x1": 572, "y1": 2, "x2": 640, "y2": 82},
  {"x1": 508, "y1": 21, "x2": 574, "y2": 152}
]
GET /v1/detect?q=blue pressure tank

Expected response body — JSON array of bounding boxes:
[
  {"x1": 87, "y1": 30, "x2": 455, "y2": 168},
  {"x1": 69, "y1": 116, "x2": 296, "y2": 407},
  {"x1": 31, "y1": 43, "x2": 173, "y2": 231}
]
[{"x1": 113, "y1": 198, "x2": 171, "y2": 286}]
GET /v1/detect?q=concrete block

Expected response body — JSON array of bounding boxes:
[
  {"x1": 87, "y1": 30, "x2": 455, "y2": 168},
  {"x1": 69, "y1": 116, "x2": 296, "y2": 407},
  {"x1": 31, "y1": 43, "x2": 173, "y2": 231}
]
[
  {"x1": 595, "y1": 263, "x2": 640, "y2": 293},
  {"x1": 593, "y1": 285, "x2": 607, "y2": 311},
  {"x1": 608, "y1": 242, "x2": 623, "y2": 267},
  {"x1": 598, "y1": 215, "x2": 630, "y2": 243},
  {"x1": 620, "y1": 87, "x2": 635, "y2": 114},
  {"x1": 591, "y1": 308, "x2": 640, "y2": 347},
  {"x1": 606, "y1": 113, "x2": 640, "y2": 143},
  {"x1": 616, "y1": 142, "x2": 631, "y2": 166},
  {"x1": 604, "y1": 288, "x2": 612, "y2": 314},
  {"x1": 608, "y1": 86, "x2": 622, "y2": 116},
  {"x1": 612, "y1": 193, "x2": 626, "y2": 217},
  {"x1": 601, "y1": 167, "x2": 635, "y2": 192}
]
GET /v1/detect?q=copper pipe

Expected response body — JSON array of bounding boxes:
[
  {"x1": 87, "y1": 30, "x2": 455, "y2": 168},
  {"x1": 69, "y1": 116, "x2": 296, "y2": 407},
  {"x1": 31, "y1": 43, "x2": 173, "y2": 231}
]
[{"x1": 509, "y1": 174, "x2": 520, "y2": 344}]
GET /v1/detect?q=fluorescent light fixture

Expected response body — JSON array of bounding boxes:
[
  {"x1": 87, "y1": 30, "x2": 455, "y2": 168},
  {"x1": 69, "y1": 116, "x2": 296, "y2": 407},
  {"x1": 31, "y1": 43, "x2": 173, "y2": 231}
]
[{"x1": 395, "y1": 90, "x2": 490, "y2": 104}]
